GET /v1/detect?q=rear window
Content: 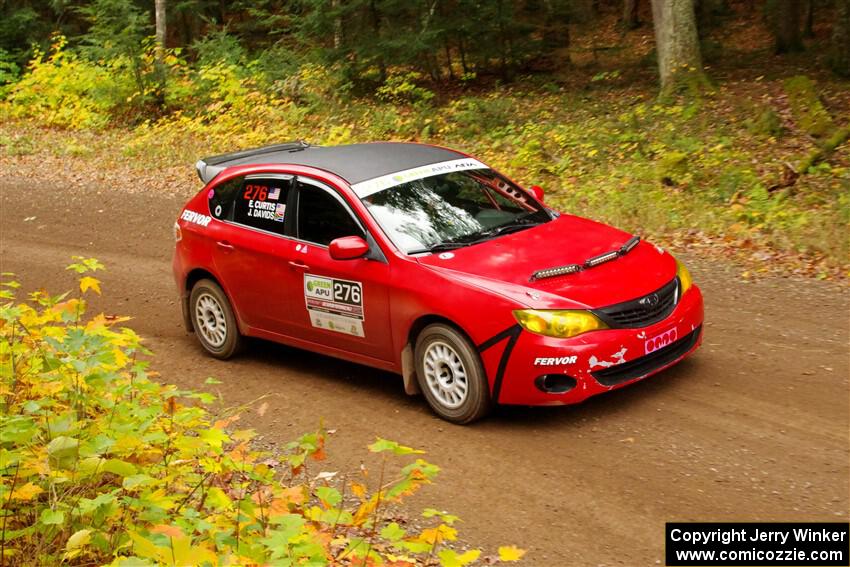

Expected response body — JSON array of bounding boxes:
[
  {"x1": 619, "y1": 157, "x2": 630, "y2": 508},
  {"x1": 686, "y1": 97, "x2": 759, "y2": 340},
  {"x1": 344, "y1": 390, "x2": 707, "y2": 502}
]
[{"x1": 208, "y1": 177, "x2": 242, "y2": 221}]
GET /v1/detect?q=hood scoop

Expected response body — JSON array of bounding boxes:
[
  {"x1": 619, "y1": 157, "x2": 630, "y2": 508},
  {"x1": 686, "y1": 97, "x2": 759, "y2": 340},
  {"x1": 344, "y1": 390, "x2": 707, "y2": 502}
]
[{"x1": 530, "y1": 235, "x2": 641, "y2": 282}]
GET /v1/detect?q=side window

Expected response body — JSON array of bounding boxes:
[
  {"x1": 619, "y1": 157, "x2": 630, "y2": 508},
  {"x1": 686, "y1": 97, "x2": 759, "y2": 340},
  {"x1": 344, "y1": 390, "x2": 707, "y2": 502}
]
[
  {"x1": 232, "y1": 176, "x2": 293, "y2": 235},
  {"x1": 208, "y1": 177, "x2": 243, "y2": 221},
  {"x1": 297, "y1": 180, "x2": 365, "y2": 246}
]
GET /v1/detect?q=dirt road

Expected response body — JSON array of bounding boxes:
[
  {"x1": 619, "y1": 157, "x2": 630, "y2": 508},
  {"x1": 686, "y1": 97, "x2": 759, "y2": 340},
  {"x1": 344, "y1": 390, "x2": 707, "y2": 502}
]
[{"x1": 1, "y1": 176, "x2": 848, "y2": 565}]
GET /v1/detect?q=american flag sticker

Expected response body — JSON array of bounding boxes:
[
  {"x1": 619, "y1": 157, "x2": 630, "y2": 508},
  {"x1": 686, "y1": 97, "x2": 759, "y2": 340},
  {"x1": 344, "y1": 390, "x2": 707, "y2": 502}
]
[{"x1": 268, "y1": 186, "x2": 281, "y2": 200}]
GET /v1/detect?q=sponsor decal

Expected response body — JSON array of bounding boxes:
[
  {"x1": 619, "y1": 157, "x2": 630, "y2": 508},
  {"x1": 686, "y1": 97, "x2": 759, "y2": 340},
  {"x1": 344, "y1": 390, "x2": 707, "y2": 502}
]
[
  {"x1": 645, "y1": 327, "x2": 677, "y2": 355},
  {"x1": 534, "y1": 356, "x2": 577, "y2": 366},
  {"x1": 589, "y1": 346, "x2": 627, "y2": 369},
  {"x1": 181, "y1": 209, "x2": 212, "y2": 227},
  {"x1": 207, "y1": 189, "x2": 215, "y2": 198},
  {"x1": 246, "y1": 200, "x2": 277, "y2": 219},
  {"x1": 240, "y1": 184, "x2": 288, "y2": 220},
  {"x1": 304, "y1": 274, "x2": 365, "y2": 337},
  {"x1": 438, "y1": 252, "x2": 455, "y2": 259},
  {"x1": 351, "y1": 158, "x2": 488, "y2": 198},
  {"x1": 214, "y1": 204, "x2": 222, "y2": 217}
]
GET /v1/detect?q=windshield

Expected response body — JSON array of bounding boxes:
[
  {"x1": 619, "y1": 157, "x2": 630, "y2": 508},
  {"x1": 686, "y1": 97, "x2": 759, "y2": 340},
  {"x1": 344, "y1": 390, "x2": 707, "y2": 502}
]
[{"x1": 359, "y1": 168, "x2": 551, "y2": 254}]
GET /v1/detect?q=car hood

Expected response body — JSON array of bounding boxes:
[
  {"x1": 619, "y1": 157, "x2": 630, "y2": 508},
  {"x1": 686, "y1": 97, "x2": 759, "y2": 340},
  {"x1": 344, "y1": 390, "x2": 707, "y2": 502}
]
[{"x1": 415, "y1": 214, "x2": 677, "y2": 309}]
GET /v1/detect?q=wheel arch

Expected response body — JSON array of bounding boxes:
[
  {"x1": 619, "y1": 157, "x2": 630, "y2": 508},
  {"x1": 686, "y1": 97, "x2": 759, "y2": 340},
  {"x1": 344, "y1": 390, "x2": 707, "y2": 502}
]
[
  {"x1": 401, "y1": 314, "x2": 479, "y2": 396},
  {"x1": 182, "y1": 268, "x2": 237, "y2": 334}
]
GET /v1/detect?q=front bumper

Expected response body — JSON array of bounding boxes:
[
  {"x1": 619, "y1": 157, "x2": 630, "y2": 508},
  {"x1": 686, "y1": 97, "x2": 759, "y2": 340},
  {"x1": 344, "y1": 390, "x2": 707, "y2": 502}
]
[{"x1": 484, "y1": 285, "x2": 704, "y2": 406}]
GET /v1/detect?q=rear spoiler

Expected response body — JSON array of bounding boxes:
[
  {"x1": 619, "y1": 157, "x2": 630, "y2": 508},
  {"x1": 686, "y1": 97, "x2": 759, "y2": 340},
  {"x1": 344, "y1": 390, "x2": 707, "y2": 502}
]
[{"x1": 195, "y1": 140, "x2": 310, "y2": 184}]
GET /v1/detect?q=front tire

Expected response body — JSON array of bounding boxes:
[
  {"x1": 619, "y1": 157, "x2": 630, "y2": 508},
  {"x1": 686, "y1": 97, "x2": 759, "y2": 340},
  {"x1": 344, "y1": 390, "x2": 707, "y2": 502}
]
[
  {"x1": 189, "y1": 279, "x2": 243, "y2": 359},
  {"x1": 414, "y1": 323, "x2": 492, "y2": 424}
]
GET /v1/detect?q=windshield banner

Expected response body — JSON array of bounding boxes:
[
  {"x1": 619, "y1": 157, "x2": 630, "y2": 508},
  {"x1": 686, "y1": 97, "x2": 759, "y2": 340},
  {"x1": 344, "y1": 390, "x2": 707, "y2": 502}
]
[{"x1": 351, "y1": 158, "x2": 489, "y2": 198}]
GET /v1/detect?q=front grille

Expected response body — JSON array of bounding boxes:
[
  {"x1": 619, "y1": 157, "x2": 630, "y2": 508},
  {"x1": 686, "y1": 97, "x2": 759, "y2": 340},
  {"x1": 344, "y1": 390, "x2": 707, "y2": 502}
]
[
  {"x1": 591, "y1": 326, "x2": 701, "y2": 386},
  {"x1": 593, "y1": 278, "x2": 679, "y2": 328}
]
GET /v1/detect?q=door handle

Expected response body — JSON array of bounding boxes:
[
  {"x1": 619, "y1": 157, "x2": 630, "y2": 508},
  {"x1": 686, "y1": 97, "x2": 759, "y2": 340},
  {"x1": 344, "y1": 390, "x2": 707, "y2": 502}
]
[
  {"x1": 288, "y1": 260, "x2": 311, "y2": 271},
  {"x1": 216, "y1": 240, "x2": 235, "y2": 252}
]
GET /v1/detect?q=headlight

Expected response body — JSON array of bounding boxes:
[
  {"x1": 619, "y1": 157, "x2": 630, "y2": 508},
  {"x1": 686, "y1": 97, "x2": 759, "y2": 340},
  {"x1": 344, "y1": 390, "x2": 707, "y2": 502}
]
[
  {"x1": 676, "y1": 259, "x2": 693, "y2": 294},
  {"x1": 513, "y1": 309, "x2": 608, "y2": 338}
]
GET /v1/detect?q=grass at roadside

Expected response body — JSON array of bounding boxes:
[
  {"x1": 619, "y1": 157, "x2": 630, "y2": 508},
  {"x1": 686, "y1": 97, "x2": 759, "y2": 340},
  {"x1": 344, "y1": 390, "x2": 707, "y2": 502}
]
[{"x1": 1, "y1": 68, "x2": 848, "y2": 281}]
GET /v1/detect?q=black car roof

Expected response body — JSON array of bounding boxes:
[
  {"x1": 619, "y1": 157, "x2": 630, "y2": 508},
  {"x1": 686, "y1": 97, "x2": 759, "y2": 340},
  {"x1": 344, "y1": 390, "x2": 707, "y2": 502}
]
[{"x1": 195, "y1": 142, "x2": 467, "y2": 185}]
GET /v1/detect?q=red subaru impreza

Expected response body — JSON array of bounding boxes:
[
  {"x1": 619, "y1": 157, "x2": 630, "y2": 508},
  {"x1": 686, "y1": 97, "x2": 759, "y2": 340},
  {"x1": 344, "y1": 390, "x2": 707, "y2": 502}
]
[{"x1": 173, "y1": 141, "x2": 703, "y2": 423}]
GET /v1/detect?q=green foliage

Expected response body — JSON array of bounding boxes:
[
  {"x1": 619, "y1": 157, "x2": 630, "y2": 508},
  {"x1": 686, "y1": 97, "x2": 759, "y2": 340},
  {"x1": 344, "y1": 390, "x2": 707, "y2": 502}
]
[
  {"x1": 783, "y1": 75, "x2": 835, "y2": 138},
  {"x1": 377, "y1": 71, "x2": 435, "y2": 105},
  {"x1": 745, "y1": 106, "x2": 784, "y2": 138},
  {"x1": 294, "y1": 0, "x2": 559, "y2": 86},
  {"x1": 3, "y1": 38, "x2": 133, "y2": 129},
  {"x1": 0, "y1": 134, "x2": 35, "y2": 156},
  {"x1": 0, "y1": 49, "x2": 20, "y2": 98},
  {"x1": 0, "y1": 261, "x2": 524, "y2": 565}
]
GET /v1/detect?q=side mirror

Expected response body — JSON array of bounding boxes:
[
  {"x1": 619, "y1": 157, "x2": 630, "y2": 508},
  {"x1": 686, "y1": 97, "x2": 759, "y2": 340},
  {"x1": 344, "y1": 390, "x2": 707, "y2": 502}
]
[
  {"x1": 528, "y1": 185, "x2": 544, "y2": 202},
  {"x1": 329, "y1": 235, "x2": 370, "y2": 260}
]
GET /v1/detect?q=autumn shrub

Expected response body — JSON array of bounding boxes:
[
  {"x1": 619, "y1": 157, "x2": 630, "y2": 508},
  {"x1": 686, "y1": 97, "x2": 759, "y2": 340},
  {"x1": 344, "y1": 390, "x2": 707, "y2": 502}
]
[
  {"x1": 2, "y1": 38, "x2": 134, "y2": 129},
  {"x1": 0, "y1": 259, "x2": 524, "y2": 566},
  {"x1": 376, "y1": 71, "x2": 435, "y2": 106}
]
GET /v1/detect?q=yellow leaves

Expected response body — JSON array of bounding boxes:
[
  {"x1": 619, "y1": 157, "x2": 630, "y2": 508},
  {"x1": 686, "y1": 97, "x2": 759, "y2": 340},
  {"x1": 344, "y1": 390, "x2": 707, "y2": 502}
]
[
  {"x1": 67, "y1": 529, "x2": 92, "y2": 550},
  {"x1": 62, "y1": 529, "x2": 92, "y2": 561},
  {"x1": 438, "y1": 548, "x2": 480, "y2": 567},
  {"x1": 353, "y1": 495, "x2": 379, "y2": 526},
  {"x1": 498, "y1": 545, "x2": 527, "y2": 561},
  {"x1": 79, "y1": 276, "x2": 101, "y2": 295},
  {"x1": 418, "y1": 524, "x2": 458, "y2": 545},
  {"x1": 130, "y1": 530, "x2": 216, "y2": 566},
  {"x1": 10, "y1": 482, "x2": 43, "y2": 501},
  {"x1": 350, "y1": 481, "x2": 367, "y2": 501}
]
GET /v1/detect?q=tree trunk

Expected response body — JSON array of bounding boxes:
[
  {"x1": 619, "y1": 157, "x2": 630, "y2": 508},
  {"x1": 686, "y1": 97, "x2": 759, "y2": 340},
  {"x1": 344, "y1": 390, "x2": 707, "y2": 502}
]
[
  {"x1": 369, "y1": 0, "x2": 386, "y2": 82},
  {"x1": 178, "y1": 9, "x2": 193, "y2": 47},
  {"x1": 542, "y1": 0, "x2": 571, "y2": 66},
  {"x1": 774, "y1": 0, "x2": 804, "y2": 53},
  {"x1": 331, "y1": 0, "x2": 342, "y2": 49},
  {"x1": 153, "y1": 0, "x2": 167, "y2": 108},
  {"x1": 832, "y1": 0, "x2": 850, "y2": 76},
  {"x1": 155, "y1": 0, "x2": 166, "y2": 53},
  {"x1": 803, "y1": 0, "x2": 814, "y2": 37},
  {"x1": 651, "y1": 0, "x2": 707, "y2": 96},
  {"x1": 623, "y1": 0, "x2": 640, "y2": 29}
]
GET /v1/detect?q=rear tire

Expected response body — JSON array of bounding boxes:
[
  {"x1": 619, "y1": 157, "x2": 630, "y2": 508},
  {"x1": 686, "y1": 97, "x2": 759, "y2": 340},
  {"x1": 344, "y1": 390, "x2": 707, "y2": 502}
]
[
  {"x1": 414, "y1": 323, "x2": 492, "y2": 424},
  {"x1": 189, "y1": 279, "x2": 243, "y2": 359}
]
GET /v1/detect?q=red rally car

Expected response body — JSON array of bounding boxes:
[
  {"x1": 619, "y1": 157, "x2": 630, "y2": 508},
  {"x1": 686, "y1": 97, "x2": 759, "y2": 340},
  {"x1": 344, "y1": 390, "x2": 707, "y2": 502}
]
[{"x1": 173, "y1": 141, "x2": 704, "y2": 423}]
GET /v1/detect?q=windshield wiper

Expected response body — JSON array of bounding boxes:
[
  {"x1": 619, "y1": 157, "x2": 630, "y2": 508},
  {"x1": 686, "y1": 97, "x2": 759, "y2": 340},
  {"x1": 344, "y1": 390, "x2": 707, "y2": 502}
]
[
  {"x1": 407, "y1": 214, "x2": 547, "y2": 255},
  {"x1": 465, "y1": 217, "x2": 546, "y2": 244},
  {"x1": 406, "y1": 241, "x2": 473, "y2": 255}
]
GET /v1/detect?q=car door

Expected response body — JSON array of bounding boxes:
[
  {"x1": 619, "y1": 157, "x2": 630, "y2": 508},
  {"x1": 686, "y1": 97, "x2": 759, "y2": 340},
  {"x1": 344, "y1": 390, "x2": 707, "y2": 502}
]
[
  {"x1": 209, "y1": 174, "x2": 299, "y2": 333},
  {"x1": 284, "y1": 175, "x2": 394, "y2": 362}
]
